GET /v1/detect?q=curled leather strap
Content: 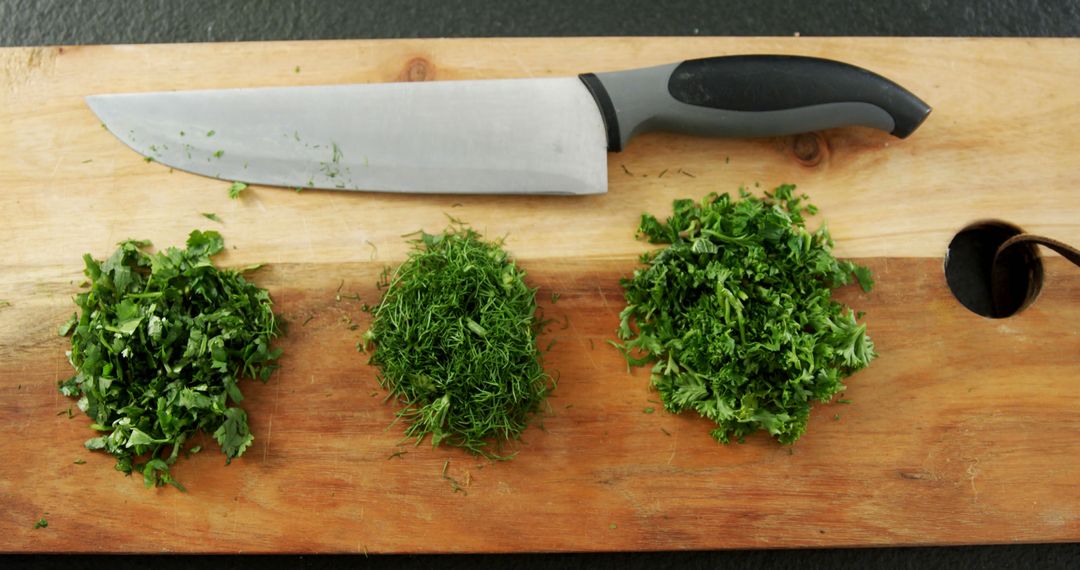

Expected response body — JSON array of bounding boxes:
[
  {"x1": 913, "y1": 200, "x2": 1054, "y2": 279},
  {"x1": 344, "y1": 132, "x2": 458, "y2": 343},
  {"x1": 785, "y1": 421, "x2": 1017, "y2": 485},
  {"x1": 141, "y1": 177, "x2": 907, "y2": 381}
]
[
  {"x1": 991, "y1": 233, "x2": 1080, "y2": 317},
  {"x1": 996, "y1": 234, "x2": 1080, "y2": 268}
]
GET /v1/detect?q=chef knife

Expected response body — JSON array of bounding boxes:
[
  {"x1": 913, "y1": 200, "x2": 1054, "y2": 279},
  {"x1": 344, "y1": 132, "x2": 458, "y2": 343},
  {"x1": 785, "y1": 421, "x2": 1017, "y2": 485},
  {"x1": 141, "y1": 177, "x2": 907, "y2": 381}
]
[{"x1": 86, "y1": 54, "x2": 931, "y2": 196}]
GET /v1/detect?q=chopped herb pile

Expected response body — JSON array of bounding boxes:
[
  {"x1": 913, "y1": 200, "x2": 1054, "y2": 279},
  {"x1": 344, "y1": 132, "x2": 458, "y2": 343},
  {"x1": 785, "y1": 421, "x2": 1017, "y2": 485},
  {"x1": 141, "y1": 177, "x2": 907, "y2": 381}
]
[
  {"x1": 612, "y1": 185, "x2": 875, "y2": 444},
  {"x1": 58, "y1": 230, "x2": 282, "y2": 489},
  {"x1": 362, "y1": 224, "x2": 552, "y2": 457}
]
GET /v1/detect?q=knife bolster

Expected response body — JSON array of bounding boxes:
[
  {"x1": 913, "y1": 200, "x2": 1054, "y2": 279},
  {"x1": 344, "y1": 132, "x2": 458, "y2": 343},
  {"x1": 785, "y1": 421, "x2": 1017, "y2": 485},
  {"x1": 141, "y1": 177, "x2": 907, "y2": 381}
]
[{"x1": 578, "y1": 73, "x2": 623, "y2": 152}]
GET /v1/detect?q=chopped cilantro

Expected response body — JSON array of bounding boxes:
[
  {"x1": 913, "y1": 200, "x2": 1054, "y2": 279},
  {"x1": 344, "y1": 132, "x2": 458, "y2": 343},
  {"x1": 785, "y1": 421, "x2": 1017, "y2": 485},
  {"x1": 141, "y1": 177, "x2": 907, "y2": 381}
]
[{"x1": 58, "y1": 230, "x2": 282, "y2": 489}]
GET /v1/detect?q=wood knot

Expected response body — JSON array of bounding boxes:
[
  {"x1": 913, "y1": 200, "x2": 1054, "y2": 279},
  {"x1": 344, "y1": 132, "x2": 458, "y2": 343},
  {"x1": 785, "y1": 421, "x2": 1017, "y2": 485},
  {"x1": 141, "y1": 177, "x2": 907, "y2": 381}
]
[
  {"x1": 790, "y1": 132, "x2": 828, "y2": 167},
  {"x1": 398, "y1": 57, "x2": 434, "y2": 82},
  {"x1": 898, "y1": 470, "x2": 932, "y2": 480}
]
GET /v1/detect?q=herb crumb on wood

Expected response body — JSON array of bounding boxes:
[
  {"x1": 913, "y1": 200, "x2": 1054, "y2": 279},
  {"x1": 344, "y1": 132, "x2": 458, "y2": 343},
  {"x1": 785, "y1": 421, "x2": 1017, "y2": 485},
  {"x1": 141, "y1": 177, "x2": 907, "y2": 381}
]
[{"x1": 227, "y1": 181, "x2": 247, "y2": 199}]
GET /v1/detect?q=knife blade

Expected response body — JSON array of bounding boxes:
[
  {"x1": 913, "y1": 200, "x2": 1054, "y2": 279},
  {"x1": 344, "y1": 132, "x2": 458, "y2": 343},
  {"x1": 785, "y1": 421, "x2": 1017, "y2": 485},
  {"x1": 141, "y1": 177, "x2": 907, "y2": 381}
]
[{"x1": 86, "y1": 55, "x2": 931, "y2": 195}]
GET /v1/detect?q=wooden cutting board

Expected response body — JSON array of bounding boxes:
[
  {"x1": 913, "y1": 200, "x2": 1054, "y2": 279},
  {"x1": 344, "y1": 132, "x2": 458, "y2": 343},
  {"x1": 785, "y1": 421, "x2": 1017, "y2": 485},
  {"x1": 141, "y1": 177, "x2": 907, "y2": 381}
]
[{"x1": 0, "y1": 38, "x2": 1078, "y2": 554}]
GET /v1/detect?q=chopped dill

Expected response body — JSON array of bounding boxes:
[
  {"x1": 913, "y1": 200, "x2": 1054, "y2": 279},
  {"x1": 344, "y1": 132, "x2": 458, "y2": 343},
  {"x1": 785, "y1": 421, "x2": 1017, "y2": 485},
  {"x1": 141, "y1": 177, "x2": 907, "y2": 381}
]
[{"x1": 362, "y1": 223, "x2": 552, "y2": 458}]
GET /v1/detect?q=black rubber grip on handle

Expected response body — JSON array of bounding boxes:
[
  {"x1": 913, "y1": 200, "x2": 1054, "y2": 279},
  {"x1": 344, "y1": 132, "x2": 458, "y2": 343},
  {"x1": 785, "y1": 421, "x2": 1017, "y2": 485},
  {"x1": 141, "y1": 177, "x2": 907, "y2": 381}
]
[{"x1": 667, "y1": 55, "x2": 932, "y2": 138}]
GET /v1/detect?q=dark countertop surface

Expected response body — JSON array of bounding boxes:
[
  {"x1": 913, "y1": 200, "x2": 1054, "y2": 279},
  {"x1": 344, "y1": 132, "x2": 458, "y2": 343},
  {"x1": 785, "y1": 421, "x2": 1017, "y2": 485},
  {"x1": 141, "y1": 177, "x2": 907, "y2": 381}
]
[
  {"x1": 3, "y1": 1, "x2": 1078, "y2": 568},
  {"x1": 2, "y1": 0, "x2": 1079, "y2": 45}
]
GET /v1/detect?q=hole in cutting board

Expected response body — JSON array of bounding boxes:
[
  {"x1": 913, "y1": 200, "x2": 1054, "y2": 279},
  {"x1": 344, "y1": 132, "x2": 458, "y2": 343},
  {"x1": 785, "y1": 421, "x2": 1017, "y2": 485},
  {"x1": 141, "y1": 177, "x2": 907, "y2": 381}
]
[{"x1": 944, "y1": 220, "x2": 1043, "y2": 318}]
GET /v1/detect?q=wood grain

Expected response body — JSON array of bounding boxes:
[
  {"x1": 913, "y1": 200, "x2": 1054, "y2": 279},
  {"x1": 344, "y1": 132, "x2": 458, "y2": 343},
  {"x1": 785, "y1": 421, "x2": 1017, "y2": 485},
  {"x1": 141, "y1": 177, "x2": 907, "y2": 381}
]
[{"x1": 0, "y1": 38, "x2": 1078, "y2": 553}]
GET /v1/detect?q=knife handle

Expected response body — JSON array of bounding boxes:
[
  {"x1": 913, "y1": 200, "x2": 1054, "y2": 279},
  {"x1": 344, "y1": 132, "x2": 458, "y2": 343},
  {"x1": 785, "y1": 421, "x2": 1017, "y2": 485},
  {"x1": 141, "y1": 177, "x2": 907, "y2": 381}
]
[{"x1": 579, "y1": 55, "x2": 931, "y2": 151}]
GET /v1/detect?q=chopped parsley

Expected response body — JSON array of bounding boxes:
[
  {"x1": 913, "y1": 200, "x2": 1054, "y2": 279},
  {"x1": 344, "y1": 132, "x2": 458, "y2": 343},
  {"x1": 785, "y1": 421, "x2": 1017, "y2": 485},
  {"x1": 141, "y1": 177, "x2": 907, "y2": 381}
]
[{"x1": 612, "y1": 185, "x2": 875, "y2": 444}]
